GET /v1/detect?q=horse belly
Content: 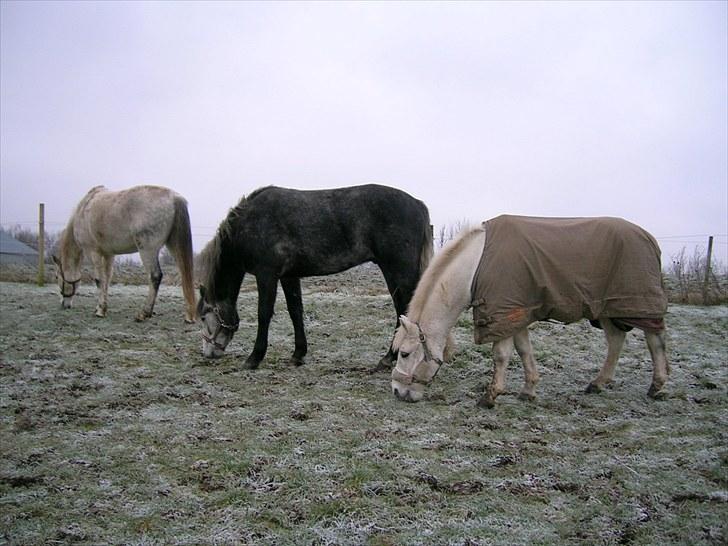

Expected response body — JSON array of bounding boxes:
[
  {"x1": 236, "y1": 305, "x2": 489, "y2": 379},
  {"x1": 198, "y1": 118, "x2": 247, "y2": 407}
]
[
  {"x1": 106, "y1": 238, "x2": 142, "y2": 255},
  {"x1": 274, "y1": 240, "x2": 370, "y2": 278}
]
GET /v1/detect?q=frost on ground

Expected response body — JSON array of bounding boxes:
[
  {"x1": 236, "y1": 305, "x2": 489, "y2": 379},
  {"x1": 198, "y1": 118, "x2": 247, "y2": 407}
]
[{"x1": 1, "y1": 273, "x2": 726, "y2": 545}]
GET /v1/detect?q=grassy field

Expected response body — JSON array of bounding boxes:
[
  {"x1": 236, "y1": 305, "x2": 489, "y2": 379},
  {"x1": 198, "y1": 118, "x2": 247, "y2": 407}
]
[{"x1": 1, "y1": 269, "x2": 726, "y2": 545}]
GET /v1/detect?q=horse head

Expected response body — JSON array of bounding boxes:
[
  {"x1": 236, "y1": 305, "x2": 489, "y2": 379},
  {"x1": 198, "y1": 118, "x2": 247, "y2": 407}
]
[
  {"x1": 52, "y1": 254, "x2": 81, "y2": 309},
  {"x1": 197, "y1": 286, "x2": 239, "y2": 359},
  {"x1": 391, "y1": 316, "x2": 444, "y2": 403}
]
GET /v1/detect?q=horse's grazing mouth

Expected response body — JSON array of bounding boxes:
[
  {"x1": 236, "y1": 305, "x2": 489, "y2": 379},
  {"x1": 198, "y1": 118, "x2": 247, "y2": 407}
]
[
  {"x1": 392, "y1": 383, "x2": 422, "y2": 403},
  {"x1": 202, "y1": 345, "x2": 226, "y2": 359},
  {"x1": 201, "y1": 333, "x2": 230, "y2": 359}
]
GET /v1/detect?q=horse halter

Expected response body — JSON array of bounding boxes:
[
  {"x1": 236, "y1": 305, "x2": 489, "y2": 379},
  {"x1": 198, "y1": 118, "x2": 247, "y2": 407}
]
[
  {"x1": 202, "y1": 305, "x2": 240, "y2": 351},
  {"x1": 58, "y1": 267, "x2": 81, "y2": 298},
  {"x1": 391, "y1": 323, "x2": 444, "y2": 387}
]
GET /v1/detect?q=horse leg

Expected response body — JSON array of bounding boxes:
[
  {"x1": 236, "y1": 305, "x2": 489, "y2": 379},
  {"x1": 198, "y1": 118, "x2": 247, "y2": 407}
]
[
  {"x1": 244, "y1": 275, "x2": 278, "y2": 369},
  {"x1": 281, "y1": 277, "x2": 307, "y2": 367},
  {"x1": 377, "y1": 266, "x2": 417, "y2": 370},
  {"x1": 645, "y1": 330, "x2": 669, "y2": 398},
  {"x1": 137, "y1": 249, "x2": 163, "y2": 322},
  {"x1": 90, "y1": 252, "x2": 113, "y2": 317},
  {"x1": 478, "y1": 337, "x2": 514, "y2": 408},
  {"x1": 585, "y1": 318, "x2": 626, "y2": 393},
  {"x1": 514, "y1": 329, "x2": 539, "y2": 402}
]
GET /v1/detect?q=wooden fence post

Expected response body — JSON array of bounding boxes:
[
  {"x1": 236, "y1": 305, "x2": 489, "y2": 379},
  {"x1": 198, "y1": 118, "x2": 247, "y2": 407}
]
[
  {"x1": 37, "y1": 203, "x2": 45, "y2": 286},
  {"x1": 702, "y1": 235, "x2": 713, "y2": 304}
]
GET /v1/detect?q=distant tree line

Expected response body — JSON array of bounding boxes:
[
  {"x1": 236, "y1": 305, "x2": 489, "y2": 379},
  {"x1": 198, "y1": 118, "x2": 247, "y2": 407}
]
[
  {"x1": 667, "y1": 246, "x2": 726, "y2": 305},
  {"x1": 1, "y1": 225, "x2": 59, "y2": 256}
]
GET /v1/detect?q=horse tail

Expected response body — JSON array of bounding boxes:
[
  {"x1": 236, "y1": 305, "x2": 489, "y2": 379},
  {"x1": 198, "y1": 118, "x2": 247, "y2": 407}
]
[
  {"x1": 418, "y1": 208, "x2": 434, "y2": 278},
  {"x1": 168, "y1": 196, "x2": 197, "y2": 322}
]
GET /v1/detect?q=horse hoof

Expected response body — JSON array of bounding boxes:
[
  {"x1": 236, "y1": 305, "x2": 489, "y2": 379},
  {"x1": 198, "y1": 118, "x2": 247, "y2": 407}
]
[
  {"x1": 242, "y1": 358, "x2": 261, "y2": 370},
  {"x1": 135, "y1": 309, "x2": 153, "y2": 321},
  {"x1": 585, "y1": 383, "x2": 602, "y2": 394},
  {"x1": 476, "y1": 396, "x2": 495, "y2": 409},
  {"x1": 647, "y1": 385, "x2": 666, "y2": 399},
  {"x1": 289, "y1": 356, "x2": 306, "y2": 367},
  {"x1": 517, "y1": 392, "x2": 536, "y2": 402}
]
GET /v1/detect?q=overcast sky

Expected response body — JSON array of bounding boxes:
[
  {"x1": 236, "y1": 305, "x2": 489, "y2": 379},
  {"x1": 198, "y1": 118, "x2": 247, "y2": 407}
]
[{"x1": 1, "y1": 1, "x2": 726, "y2": 263}]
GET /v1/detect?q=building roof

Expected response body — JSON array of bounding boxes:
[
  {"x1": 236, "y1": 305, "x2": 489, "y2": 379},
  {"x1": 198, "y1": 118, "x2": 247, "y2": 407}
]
[{"x1": 0, "y1": 231, "x2": 39, "y2": 256}]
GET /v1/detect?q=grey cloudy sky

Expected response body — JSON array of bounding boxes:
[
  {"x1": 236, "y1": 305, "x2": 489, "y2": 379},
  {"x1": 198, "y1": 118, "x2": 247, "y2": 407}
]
[{"x1": 1, "y1": 1, "x2": 726, "y2": 262}]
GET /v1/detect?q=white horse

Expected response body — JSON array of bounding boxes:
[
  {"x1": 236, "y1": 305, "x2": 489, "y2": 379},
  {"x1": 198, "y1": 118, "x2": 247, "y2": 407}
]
[
  {"x1": 53, "y1": 185, "x2": 196, "y2": 323},
  {"x1": 391, "y1": 217, "x2": 670, "y2": 407}
]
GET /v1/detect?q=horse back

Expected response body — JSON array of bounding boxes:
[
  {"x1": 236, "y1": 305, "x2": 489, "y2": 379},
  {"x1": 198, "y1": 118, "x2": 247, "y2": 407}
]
[
  {"x1": 72, "y1": 185, "x2": 182, "y2": 255},
  {"x1": 233, "y1": 184, "x2": 430, "y2": 276}
]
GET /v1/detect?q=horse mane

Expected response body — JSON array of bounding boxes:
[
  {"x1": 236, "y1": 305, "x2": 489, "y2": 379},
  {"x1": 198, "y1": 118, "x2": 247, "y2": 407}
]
[
  {"x1": 406, "y1": 224, "x2": 483, "y2": 321},
  {"x1": 57, "y1": 185, "x2": 108, "y2": 259},
  {"x1": 197, "y1": 235, "x2": 222, "y2": 290},
  {"x1": 197, "y1": 187, "x2": 275, "y2": 292},
  {"x1": 219, "y1": 186, "x2": 272, "y2": 236}
]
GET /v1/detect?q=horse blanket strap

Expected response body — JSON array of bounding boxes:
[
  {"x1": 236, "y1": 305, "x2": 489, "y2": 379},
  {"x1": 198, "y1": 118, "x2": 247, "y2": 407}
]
[
  {"x1": 471, "y1": 215, "x2": 667, "y2": 344},
  {"x1": 590, "y1": 317, "x2": 666, "y2": 334}
]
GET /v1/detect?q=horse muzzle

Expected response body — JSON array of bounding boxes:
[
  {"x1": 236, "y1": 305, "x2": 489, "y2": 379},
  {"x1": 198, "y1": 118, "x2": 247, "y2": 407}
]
[
  {"x1": 392, "y1": 380, "x2": 424, "y2": 403},
  {"x1": 202, "y1": 338, "x2": 227, "y2": 359},
  {"x1": 61, "y1": 298, "x2": 73, "y2": 309},
  {"x1": 202, "y1": 343, "x2": 225, "y2": 359}
]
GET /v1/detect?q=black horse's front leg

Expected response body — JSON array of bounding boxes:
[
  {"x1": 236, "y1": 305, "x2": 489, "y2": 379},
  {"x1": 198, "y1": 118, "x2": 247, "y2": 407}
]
[
  {"x1": 375, "y1": 345, "x2": 397, "y2": 371},
  {"x1": 377, "y1": 265, "x2": 417, "y2": 371},
  {"x1": 281, "y1": 277, "x2": 307, "y2": 366},
  {"x1": 244, "y1": 275, "x2": 278, "y2": 369}
]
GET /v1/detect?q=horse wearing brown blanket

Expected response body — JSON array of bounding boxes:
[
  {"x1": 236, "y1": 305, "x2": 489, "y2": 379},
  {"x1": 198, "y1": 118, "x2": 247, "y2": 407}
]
[{"x1": 391, "y1": 216, "x2": 669, "y2": 407}]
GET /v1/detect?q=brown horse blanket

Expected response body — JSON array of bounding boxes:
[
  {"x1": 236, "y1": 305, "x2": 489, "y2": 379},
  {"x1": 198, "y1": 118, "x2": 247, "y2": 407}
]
[{"x1": 472, "y1": 215, "x2": 667, "y2": 343}]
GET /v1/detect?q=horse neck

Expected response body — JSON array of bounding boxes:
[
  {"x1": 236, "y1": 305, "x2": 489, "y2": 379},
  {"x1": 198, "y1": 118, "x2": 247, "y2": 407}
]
[
  {"x1": 60, "y1": 225, "x2": 82, "y2": 270},
  {"x1": 60, "y1": 187, "x2": 108, "y2": 269},
  {"x1": 415, "y1": 229, "x2": 485, "y2": 355},
  {"x1": 207, "y1": 233, "x2": 246, "y2": 305}
]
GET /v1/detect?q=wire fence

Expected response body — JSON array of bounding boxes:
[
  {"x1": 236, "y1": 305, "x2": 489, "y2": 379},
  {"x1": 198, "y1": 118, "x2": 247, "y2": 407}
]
[
  {"x1": 3, "y1": 220, "x2": 725, "y2": 264},
  {"x1": 2, "y1": 220, "x2": 726, "y2": 304}
]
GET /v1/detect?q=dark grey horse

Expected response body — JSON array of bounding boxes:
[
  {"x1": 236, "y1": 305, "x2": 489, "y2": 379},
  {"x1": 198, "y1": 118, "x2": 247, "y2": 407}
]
[{"x1": 197, "y1": 184, "x2": 433, "y2": 369}]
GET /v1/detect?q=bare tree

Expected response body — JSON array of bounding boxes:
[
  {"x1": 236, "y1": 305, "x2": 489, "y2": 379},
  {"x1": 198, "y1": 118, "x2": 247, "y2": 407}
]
[
  {"x1": 667, "y1": 245, "x2": 725, "y2": 305},
  {"x1": 436, "y1": 219, "x2": 469, "y2": 248}
]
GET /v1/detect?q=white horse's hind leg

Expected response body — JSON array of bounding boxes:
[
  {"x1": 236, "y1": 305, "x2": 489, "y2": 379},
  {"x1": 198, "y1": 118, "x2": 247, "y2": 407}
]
[
  {"x1": 645, "y1": 330, "x2": 669, "y2": 398},
  {"x1": 137, "y1": 248, "x2": 163, "y2": 322},
  {"x1": 586, "y1": 318, "x2": 626, "y2": 393},
  {"x1": 478, "y1": 336, "x2": 514, "y2": 409},
  {"x1": 514, "y1": 328, "x2": 539, "y2": 402}
]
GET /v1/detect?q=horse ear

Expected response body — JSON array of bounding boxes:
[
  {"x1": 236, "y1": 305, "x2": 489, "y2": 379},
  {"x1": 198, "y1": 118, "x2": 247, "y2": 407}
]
[
  {"x1": 52, "y1": 255, "x2": 61, "y2": 266},
  {"x1": 199, "y1": 285, "x2": 206, "y2": 300},
  {"x1": 399, "y1": 315, "x2": 416, "y2": 334}
]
